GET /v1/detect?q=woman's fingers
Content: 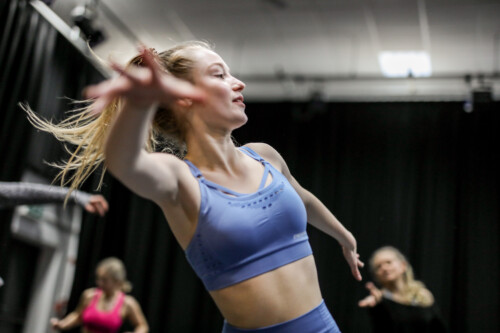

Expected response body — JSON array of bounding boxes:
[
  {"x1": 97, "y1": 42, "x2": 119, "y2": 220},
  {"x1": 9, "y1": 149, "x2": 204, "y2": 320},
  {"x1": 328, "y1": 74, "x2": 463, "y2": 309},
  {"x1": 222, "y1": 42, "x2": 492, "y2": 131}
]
[
  {"x1": 349, "y1": 252, "x2": 363, "y2": 281},
  {"x1": 109, "y1": 61, "x2": 144, "y2": 85},
  {"x1": 87, "y1": 94, "x2": 114, "y2": 116},
  {"x1": 365, "y1": 282, "x2": 377, "y2": 292},
  {"x1": 84, "y1": 76, "x2": 128, "y2": 100},
  {"x1": 82, "y1": 45, "x2": 206, "y2": 114},
  {"x1": 365, "y1": 282, "x2": 382, "y2": 301},
  {"x1": 359, "y1": 283, "x2": 382, "y2": 307},
  {"x1": 94, "y1": 197, "x2": 109, "y2": 216},
  {"x1": 50, "y1": 318, "x2": 60, "y2": 329},
  {"x1": 358, "y1": 295, "x2": 377, "y2": 307},
  {"x1": 138, "y1": 47, "x2": 162, "y2": 77},
  {"x1": 85, "y1": 195, "x2": 109, "y2": 216},
  {"x1": 352, "y1": 265, "x2": 362, "y2": 281},
  {"x1": 351, "y1": 256, "x2": 365, "y2": 281},
  {"x1": 349, "y1": 249, "x2": 363, "y2": 281},
  {"x1": 135, "y1": 46, "x2": 206, "y2": 102},
  {"x1": 342, "y1": 247, "x2": 364, "y2": 282},
  {"x1": 358, "y1": 257, "x2": 365, "y2": 268},
  {"x1": 159, "y1": 75, "x2": 206, "y2": 103}
]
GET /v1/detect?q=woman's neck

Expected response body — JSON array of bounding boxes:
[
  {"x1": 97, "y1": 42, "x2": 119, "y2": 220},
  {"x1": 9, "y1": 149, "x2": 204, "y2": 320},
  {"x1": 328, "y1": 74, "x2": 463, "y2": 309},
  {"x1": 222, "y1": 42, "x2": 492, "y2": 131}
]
[
  {"x1": 184, "y1": 131, "x2": 239, "y2": 170},
  {"x1": 101, "y1": 288, "x2": 119, "y2": 300},
  {"x1": 383, "y1": 277, "x2": 406, "y2": 295}
]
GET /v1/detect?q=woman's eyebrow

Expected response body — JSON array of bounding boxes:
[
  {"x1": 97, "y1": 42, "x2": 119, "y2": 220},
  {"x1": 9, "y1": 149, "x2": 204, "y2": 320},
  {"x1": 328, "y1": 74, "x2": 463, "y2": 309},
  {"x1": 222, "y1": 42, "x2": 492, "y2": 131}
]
[{"x1": 208, "y1": 62, "x2": 228, "y2": 72}]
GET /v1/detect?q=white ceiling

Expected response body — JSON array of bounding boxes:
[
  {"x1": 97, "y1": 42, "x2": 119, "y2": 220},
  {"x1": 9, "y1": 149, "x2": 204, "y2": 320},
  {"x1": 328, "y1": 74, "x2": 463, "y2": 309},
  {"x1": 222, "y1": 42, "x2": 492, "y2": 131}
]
[{"x1": 46, "y1": 0, "x2": 500, "y2": 102}]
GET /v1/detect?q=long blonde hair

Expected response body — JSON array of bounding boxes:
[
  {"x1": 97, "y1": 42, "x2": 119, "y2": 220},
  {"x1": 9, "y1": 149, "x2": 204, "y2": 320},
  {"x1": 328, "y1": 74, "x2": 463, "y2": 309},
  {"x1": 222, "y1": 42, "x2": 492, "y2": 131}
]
[
  {"x1": 22, "y1": 41, "x2": 213, "y2": 199},
  {"x1": 369, "y1": 246, "x2": 433, "y2": 306}
]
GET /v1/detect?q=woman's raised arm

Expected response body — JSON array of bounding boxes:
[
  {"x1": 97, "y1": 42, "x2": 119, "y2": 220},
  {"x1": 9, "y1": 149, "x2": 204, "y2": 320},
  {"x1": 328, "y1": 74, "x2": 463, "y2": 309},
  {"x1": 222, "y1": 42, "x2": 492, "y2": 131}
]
[{"x1": 84, "y1": 48, "x2": 204, "y2": 203}]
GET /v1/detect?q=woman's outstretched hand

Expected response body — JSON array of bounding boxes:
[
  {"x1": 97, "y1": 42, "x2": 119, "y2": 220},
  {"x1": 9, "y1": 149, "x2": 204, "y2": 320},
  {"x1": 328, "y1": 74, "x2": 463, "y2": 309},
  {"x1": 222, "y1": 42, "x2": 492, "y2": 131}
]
[
  {"x1": 342, "y1": 246, "x2": 364, "y2": 281},
  {"x1": 84, "y1": 194, "x2": 109, "y2": 217},
  {"x1": 84, "y1": 46, "x2": 205, "y2": 115},
  {"x1": 358, "y1": 282, "x2": 383, "y2": 307},
  {"x1": 50, "y1": 318, "x2": 63, "y2": 330}
]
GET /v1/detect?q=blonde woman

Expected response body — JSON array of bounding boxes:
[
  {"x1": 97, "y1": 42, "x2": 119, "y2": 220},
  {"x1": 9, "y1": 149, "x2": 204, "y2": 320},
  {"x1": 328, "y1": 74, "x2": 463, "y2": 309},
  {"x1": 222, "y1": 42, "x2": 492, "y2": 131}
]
[
  {"x1": 358, "y1": 246, "x2": 447, "y2": 332},
  {"x1": 50, "y1": 257, "x2": 148, "y2": 333},
  {"x1": 26, "y1": 42, "x2": 363, "y2": 332}
]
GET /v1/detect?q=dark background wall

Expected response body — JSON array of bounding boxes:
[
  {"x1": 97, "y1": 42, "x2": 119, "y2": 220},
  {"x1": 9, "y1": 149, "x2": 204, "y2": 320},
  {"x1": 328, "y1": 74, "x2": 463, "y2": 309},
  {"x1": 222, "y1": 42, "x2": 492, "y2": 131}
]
[{"x1": 1, "y1": 0, "x2": 499, "y2": 332}]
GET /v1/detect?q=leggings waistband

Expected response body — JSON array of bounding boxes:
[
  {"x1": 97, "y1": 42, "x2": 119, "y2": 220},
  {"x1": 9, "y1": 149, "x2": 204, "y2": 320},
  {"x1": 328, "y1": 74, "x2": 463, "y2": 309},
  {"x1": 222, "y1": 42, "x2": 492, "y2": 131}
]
[{"x1": 222, "y1": 300, "x2": 341, "y2": 333}]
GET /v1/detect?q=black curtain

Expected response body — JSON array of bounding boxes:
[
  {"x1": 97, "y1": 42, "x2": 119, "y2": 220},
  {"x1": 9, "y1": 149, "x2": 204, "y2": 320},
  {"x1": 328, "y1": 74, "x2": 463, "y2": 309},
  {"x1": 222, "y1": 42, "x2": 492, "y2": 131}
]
[
  {"x1": 236, "y1": 101, "x2": 500, "y2": 332},
  {"x1": 2, "y1": 1, "x2": 499, "y2": 332},
  {"x1": 69, "y1": 101, "x2": 500, "y2": 333},
  {"x1": 0, "y1": 0, "x2": 105, "y2": 331}
]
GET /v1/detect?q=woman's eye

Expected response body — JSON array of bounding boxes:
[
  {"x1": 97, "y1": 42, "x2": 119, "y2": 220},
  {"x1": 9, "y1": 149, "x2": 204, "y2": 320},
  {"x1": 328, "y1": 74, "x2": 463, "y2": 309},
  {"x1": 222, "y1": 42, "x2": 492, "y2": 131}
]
[{"x1": 215, "y1": 74, "x2": 225, "y2": 79}]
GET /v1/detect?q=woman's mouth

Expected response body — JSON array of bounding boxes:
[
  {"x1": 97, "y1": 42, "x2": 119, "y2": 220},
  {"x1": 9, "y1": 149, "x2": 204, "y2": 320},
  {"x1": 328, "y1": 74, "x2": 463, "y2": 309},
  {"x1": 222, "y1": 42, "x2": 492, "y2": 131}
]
[{"x1": 233, "y1": 96, "x2": 245, "y2": 106}]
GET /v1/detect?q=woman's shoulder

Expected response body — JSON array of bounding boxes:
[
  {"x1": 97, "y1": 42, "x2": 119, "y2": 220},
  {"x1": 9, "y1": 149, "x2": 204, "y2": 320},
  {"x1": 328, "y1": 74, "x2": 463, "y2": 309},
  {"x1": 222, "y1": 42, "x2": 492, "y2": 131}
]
[
  {"x1": 415, "y1": 287, "x2": 435, "y2": 306},
  {"x1": 123, "y1": 294, "x2": 142, "y2": 311},
  {"x1": 82, "y1": 287, "x2": 98, "y2": 298},
  {"x1": 243, "y1": 143, "x2": 283, "y2": 164},
  {"x1": 244, "y1": 142, "x2": 274, "y2": 153},
  {"x1": 78, "y1": 288, "x2": 98, "y2": 308},
  {"x1": 243, "y1": 142, "x2": 293, "y2": 176}
]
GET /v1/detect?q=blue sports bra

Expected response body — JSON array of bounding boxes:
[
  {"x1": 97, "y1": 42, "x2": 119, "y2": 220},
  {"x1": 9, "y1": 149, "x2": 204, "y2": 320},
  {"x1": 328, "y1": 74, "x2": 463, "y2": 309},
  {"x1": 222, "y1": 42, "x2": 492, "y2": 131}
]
[{"x1": 184, "y1": 146, "x2": 312, "y2": 291}]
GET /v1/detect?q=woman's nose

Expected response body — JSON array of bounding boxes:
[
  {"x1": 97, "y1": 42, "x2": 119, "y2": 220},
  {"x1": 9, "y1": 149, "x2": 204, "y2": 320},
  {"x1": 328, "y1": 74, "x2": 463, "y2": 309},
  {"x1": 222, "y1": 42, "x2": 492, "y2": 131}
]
[{"x1": 232, "y1": 77, "x2": 245, "y2": 91}]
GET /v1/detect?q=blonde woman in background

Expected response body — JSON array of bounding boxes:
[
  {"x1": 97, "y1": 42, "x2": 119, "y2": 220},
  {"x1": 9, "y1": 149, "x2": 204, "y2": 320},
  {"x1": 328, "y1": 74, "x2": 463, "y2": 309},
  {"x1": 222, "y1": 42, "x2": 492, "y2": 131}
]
[
  {"x1": 359, "y1": 246, "x2": 447, "y2": 333},
  {"x1": 51, "y1": 257, "x2": 148, "y2": 333}
]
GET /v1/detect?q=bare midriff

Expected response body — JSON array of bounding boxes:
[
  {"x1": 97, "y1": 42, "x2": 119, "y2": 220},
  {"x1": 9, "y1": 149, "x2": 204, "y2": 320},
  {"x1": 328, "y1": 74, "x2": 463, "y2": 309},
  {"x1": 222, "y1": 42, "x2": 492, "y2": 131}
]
[{"x1": 209, "y1": 255, "x2": 323, "y2": 329}]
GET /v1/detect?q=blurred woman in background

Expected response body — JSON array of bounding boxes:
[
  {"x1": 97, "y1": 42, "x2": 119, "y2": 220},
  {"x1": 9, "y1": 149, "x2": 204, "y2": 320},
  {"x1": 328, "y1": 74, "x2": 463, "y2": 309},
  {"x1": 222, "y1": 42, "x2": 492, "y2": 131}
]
[
  {"x1": 51, "y1": 257, "x2": 148, "y2": 333},
  {"x1": 359, "y1": 246, "x2": 447, "y2": 333}
]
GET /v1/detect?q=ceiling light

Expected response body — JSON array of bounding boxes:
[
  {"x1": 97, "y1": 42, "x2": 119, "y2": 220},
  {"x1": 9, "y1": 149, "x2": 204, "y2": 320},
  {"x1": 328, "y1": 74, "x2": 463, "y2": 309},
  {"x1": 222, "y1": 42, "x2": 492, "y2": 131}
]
[{"x1": 378, "y1": 51, "x2": 432, "y2": 78}]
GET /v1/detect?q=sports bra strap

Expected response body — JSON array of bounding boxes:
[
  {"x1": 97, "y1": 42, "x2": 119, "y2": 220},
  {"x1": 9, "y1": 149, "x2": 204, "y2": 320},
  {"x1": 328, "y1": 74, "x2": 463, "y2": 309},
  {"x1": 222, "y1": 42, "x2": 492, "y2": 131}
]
[
  {"x1": 184, "y1": 160, "x2": 204, "y2": 179},
  {"x1": 112, "y1": 292, "x2": 125, "y2": 314},
  {"x1": 238, "y1": 146, "x2": 265, "y2": 162},
  {"x1": 89, "y1": 289, "x2": 101, "y2": 307},
  {"x1": 90, "y1": 289, "x2": 124, "y2": 313}
]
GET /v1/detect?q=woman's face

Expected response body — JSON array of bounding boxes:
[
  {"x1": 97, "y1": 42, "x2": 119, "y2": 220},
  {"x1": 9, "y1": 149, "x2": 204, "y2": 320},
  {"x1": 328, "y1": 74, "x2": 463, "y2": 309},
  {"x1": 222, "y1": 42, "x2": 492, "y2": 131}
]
[
  {"x1": 96, "y1": 267, "x2": 119, "y2": 293},
  {"x1": 372, "y1": 250, "x2": 407, "y2": 285},
  {"x1": 187, "y1": 48, "x2": 247, "y2": 131}
]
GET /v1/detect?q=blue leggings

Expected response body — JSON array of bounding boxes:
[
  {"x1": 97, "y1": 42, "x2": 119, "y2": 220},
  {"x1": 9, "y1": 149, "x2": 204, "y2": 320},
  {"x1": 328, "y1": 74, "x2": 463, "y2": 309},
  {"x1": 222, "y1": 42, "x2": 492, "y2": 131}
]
[{"x1": 222, "y1": 300, "x2": 341, "y2": 333}]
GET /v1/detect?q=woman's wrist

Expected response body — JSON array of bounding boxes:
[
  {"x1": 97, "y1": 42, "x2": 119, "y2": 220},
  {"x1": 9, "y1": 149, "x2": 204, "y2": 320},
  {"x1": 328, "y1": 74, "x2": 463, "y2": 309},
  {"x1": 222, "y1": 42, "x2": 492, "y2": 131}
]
[
  {"x1": 338, "y1": 231, "x2": 356, "y2": 251},
  {"x1": 122, "y1": 98, "x2": 159, "y2": 113}
]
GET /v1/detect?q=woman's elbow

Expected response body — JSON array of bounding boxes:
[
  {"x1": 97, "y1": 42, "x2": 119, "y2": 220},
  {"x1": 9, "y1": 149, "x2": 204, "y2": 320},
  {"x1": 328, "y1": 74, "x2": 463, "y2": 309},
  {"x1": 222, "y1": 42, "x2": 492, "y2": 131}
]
[{"x1": 136, "y1": 322, "x2": 149, "y2": 333}]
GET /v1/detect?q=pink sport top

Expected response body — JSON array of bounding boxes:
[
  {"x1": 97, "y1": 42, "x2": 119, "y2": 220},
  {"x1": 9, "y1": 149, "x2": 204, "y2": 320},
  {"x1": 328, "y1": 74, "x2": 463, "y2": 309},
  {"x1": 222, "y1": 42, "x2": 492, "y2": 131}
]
[{"x1": 81, "y1": 289, "x2": 124, "y2": 333}]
